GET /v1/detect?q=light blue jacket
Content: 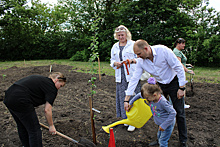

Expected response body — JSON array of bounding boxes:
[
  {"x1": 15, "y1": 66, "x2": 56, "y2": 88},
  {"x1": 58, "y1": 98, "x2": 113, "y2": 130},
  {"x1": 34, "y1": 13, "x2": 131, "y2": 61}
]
[
  {"x1": 110, "y1": 40, "x2": 137, "y2": 83},
  {"x1": 129, "y1": 93, "x2": 176, "y2": 130}
]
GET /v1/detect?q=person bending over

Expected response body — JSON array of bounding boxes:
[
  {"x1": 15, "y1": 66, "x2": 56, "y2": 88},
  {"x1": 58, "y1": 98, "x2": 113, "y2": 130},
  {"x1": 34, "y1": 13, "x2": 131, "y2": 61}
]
[{"x1": 4, "y1": 72, "x2": 66, "y2": 147}]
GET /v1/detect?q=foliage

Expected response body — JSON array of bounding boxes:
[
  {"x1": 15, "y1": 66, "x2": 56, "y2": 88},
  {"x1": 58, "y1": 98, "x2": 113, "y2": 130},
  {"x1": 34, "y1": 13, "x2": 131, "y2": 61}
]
[
  {"x1": 88, "y1": 16, "x2": 101, "y2": 72},
  {"x1": 87, "y1": 15, "x2": 100, "y2": 99},
  {"x1": 2, "y1": 74, "x2": 6, "y2": 81},
  {"x1": 70, "y1": 50, "x2": 88, "y2": 61},
  {"x1": 88, "y1": 77, "x2": 97, "y2": 96},
  {"x1": 0, "y1": 0, "x2": 219, "y2": 67},
  {"x1": 202, "y1": 34, "x2": 220, "y2": 66},
  {"x1": 0, "y1": 0, "x2": 69, "y2": 60}
]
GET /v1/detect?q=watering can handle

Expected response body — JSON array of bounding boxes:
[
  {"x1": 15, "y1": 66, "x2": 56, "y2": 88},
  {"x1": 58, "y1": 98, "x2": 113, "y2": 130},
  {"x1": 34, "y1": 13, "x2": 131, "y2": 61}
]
[{"x1": 143, "y1": 99, "x2": 149, "y2": 104}]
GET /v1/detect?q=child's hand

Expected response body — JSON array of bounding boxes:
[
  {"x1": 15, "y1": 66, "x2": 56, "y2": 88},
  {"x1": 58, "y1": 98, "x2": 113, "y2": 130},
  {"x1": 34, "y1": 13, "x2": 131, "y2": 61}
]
[
  {"x1": 159, "y1": 126, "x2": 164, "y2": 131},
  {"x1": 124, "y1": 102, "x2": 131, "y2": 112}
]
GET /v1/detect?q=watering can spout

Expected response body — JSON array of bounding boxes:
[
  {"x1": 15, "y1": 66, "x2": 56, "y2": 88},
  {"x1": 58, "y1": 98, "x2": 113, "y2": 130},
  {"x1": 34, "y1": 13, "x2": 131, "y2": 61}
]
[
  {"x1": 102, "y1": 98, "x2": 152, "y2": 134},
  {"x1": 102, "y1": 119, "x2": 128, "y2": 133}
]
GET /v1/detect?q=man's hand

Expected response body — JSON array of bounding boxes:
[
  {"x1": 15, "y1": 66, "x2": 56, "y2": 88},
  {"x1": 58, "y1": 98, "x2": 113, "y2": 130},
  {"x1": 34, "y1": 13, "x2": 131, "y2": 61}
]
[
  {"x1": 177, "y1": 89, "x2": 184, "y2": 99},
  {"x1": 124, "y1": 96, "x2": 131, "y2": 111}
]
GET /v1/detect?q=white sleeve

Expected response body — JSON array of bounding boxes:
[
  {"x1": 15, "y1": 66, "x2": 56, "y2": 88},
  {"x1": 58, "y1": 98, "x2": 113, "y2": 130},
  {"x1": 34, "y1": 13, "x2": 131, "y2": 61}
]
[
  {"x1": 110, "y1": 44, "x2": 117, "y2": 70},
  {"x1": 125, "y1": 59, "x2": 143, "y2": 95},
  {"x1": 166, "y1": 48, "x2": 187, "y2": 86}
]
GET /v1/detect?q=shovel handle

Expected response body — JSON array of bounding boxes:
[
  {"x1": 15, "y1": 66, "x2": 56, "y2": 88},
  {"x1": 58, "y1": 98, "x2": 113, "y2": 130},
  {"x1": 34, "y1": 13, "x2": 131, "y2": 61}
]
[{"x1": 40, "y1": 123, "x2": 79, "y2": 144}]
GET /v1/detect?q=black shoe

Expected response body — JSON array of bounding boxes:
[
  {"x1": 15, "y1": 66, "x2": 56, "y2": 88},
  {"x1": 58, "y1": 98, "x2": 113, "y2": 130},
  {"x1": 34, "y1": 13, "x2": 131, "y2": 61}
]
[
  {"x1": 180, "y1": 142, "x2": 188, "y2": 147},
  {"x1": 148, "y1": 140, "x2": 159, "y2": 146}
]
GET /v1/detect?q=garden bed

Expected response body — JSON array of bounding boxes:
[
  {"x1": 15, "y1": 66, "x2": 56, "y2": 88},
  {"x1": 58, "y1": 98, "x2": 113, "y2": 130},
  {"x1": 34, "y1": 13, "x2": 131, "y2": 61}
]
[{"x1": 0, "y1": 64, "x2": 219, "y2": 146}]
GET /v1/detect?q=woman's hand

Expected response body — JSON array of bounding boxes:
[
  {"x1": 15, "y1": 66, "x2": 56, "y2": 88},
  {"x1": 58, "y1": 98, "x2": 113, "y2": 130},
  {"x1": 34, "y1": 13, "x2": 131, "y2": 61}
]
[
  {"x1": 49, "y1": 125, "x2": 56, "y2": 135},
  {"x1": 187, "y1": 70, "x2": 195, "y2": 75},
  {"x1": 186, "y1": 64, "x2": 193, "y2": 68},
  {"x1": 115, "y1": 62, "x2": 123, "y2": 68}
]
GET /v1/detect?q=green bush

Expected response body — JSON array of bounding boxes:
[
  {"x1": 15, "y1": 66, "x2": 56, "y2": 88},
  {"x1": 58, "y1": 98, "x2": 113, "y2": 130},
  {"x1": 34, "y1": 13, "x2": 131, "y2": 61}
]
[{"x1": 70, "y1": 50, "x2": 88, "y2": 61}]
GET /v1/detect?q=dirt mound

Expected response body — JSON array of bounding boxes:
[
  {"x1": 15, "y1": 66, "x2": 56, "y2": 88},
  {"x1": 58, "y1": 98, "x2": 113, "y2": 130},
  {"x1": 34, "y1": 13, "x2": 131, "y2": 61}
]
[{"x1": 0, "y1": 64, "x2": 219, "y2": 147}]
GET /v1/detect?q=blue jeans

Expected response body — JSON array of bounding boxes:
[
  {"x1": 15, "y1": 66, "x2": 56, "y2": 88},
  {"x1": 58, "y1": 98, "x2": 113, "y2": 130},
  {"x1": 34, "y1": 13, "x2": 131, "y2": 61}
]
[
  {"x1": 157, "y1": 120, "x2": 175, "y2": 147},
  {"x1": 8, "y1": 108, "x2": 42, "y2": 147}
]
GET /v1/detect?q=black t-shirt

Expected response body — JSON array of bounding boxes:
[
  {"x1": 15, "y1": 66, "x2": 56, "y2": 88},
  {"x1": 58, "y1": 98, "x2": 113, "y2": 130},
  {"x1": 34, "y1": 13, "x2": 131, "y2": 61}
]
[{"x1": 4, "y1": 75, "x2": 58, "y2": 112}]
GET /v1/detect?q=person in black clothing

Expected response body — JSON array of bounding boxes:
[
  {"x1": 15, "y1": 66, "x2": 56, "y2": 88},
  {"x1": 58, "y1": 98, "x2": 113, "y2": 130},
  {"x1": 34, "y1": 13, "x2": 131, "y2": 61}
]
[{"x1": 3, "y1": 72, "x2": 66, "y2": 147}]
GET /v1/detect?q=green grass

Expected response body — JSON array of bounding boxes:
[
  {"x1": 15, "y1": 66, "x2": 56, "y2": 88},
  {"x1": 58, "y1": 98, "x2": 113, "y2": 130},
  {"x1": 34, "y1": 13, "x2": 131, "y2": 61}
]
[
  {"x1": 0, "y1": 59, "x2": 219, "y2": 83},
  {"x1": 189, "y1": 67, "x2": 220, "y2": 84},
  {"x1": 0, "y1": 59, "x2": 115, "y2": 76}
]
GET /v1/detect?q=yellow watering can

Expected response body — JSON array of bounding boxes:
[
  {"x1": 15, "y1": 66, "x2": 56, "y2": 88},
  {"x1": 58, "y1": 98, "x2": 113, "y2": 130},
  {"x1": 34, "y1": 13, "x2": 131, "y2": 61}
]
[{"x1": 102, "y1": 98, "x2": 152, "y2": 133}]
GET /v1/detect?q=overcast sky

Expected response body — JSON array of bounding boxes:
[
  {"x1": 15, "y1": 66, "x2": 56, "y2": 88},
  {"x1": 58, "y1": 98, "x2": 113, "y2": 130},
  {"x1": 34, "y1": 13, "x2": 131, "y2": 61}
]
[
  {"x1": 41, "y1": 0, "x2": 220, "y2": 11},
  {"x1": 29, "y1": 0, "x2": 220, "y2": 12},
  {"x1": 207, "y1": 0, "x2": 220, "y2": 12}
]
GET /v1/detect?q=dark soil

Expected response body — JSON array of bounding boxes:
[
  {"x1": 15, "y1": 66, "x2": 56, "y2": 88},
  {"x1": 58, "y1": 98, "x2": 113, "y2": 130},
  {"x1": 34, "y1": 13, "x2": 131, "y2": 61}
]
[{"x1": 0, "y1": 64, "x2": 219, "y2": 147}]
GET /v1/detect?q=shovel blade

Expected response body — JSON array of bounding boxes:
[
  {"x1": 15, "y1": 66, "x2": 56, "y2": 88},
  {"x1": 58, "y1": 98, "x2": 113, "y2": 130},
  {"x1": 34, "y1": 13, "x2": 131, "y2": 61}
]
[{"x1": 78, "y1": 138, "x2": 96, "y2": 147}]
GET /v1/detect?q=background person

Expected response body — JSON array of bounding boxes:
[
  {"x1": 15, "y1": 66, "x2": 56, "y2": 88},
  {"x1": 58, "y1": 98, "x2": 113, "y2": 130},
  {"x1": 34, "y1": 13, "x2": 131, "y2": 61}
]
[
  {"x1": 128, "y1": 77, "x2": 176, "y2": 147},
  {"x1": 110, "y1": 25, "x2": 141, "y2": 132},
  {"x1": 3, "y1": 72, "x2": 66, "y2": 147},
  {"x1": 124, "y1": 39, "x2": 188, "y2": 147},
  {"x1": 173, "y1": 38, "x2": 195, "y2": 109}
]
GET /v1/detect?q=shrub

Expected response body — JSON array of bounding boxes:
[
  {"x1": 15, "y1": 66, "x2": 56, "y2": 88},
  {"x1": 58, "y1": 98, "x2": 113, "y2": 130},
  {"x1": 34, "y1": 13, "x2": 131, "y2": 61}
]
[{"x1": 70, "y1": 50, "x2": 88, "y2": 61}]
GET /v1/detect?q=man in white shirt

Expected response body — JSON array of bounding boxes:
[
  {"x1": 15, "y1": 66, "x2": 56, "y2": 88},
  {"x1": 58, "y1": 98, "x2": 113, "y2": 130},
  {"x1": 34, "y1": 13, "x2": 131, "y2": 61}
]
[{"x1": 124, "y1": 39, "x2": 188, "y2": 147}]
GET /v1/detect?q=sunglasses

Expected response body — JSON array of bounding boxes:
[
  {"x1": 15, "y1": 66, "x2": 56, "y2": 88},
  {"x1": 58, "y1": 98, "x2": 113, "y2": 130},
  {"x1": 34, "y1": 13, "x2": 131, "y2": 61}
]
[
  {"x1": 58, "y1": 77, "x2": 66, "y2": 82},
  {"x1": 177, "y1": 38, "x2": 185, "y2": 43},
  {"x1": 115, "y1": 26, "x2": 126, "y2": 32}
]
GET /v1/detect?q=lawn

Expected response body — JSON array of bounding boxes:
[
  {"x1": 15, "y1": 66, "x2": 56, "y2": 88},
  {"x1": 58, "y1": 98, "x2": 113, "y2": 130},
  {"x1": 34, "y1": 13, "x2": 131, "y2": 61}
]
[{"x1": 0, "y1": 59, "x2": 219, "y2": 84}]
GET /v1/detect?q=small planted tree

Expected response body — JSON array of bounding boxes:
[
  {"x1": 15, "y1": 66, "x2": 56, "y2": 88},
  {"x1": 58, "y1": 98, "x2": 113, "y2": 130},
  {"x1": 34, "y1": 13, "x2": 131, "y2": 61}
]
[{"x1": 88, "y1": 16, "x2": 102, "y2": 145}]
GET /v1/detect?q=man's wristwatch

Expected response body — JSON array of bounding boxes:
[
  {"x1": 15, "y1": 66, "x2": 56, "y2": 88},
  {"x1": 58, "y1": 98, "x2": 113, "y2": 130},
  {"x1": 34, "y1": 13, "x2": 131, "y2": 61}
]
[{"x1": 179, "y1": 87, "x2": 186, "y2": 91}]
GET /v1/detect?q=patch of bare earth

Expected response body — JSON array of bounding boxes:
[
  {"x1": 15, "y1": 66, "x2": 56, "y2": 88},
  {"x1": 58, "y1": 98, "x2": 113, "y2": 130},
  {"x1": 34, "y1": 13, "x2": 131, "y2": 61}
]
[{"x1": 0, "y1": 64, "x2": 219, "y2": 146}]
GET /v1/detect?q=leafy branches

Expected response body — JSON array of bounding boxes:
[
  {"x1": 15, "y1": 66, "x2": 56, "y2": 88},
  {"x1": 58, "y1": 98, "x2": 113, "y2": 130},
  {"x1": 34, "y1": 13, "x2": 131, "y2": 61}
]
[
  {"x1": 88, "y1": 16, "x2": 101, "y2": 95},
  {"x1": 0, "y1": 0, "x2": 219, "y2": 66}
]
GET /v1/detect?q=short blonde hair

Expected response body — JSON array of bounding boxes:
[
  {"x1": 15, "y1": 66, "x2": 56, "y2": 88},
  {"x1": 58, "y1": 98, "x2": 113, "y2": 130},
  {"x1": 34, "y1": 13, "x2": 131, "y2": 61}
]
[
  {"x1": 49, "y1": 72, "x2": 66, "y2": 82},
  {"x1": 114, "y1": 25, "x2": 132, "y2": 40}
]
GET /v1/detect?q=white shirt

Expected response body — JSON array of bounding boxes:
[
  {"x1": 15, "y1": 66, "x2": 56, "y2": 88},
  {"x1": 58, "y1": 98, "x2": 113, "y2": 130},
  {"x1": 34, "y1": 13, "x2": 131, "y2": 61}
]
[
  {"x1": 125, "y1": 45, "x2": 187, "y2": 95},
  {"x1": 110, "y1": 40, "x2": 137, "y2": 82}
]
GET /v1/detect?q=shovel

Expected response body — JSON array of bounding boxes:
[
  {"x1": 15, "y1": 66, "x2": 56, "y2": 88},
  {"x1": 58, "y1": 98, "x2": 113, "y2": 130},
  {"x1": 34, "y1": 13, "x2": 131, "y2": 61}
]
[
  {"x1": 187, "y1": 66, "x2": 194, "y2": 95},
  {"x1": 190, "y1": 72, "x2": 194, "y2": 94},
  {"x1": 40, "y1": 123, "x2": 96, "y2": 147}
]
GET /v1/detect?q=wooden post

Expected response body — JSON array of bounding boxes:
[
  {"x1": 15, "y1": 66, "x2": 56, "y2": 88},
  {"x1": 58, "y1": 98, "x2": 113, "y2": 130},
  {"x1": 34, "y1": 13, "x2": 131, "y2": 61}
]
[
  {"x1": 49, "y1": 65, "x2": 52, "y2": 72},
  {"x1": 98, "y1": 57, "x2": 101, "y2": 81},
  {"x1": 89, "y1": 96, "x2": 96, "y2": 144}
]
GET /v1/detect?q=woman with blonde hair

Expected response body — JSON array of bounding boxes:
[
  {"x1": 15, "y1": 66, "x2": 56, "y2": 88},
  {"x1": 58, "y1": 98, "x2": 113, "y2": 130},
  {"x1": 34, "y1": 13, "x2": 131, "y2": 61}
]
[
  {"x1": 4, "y1": 72, "x2": 66, "y2": 147},
  {"x1": 110, "y1": 25, "x2": 141, "y2": 131}
]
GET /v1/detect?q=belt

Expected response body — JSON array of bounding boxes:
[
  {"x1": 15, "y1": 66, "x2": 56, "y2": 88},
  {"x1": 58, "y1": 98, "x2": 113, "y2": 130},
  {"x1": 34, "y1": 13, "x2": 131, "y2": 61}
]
[{"x1": 158, "y1": 75, "x2": 178, "y2": 85}]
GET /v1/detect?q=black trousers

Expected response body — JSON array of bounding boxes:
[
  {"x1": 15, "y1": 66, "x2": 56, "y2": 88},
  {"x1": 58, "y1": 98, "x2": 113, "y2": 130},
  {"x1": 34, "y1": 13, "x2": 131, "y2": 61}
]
[
  {"x1": 7, "y1": 108, "x2": 43, "y2": 147},
  {"x1": 158, "y1": 76, "x2": 187, "y2": 143}
]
